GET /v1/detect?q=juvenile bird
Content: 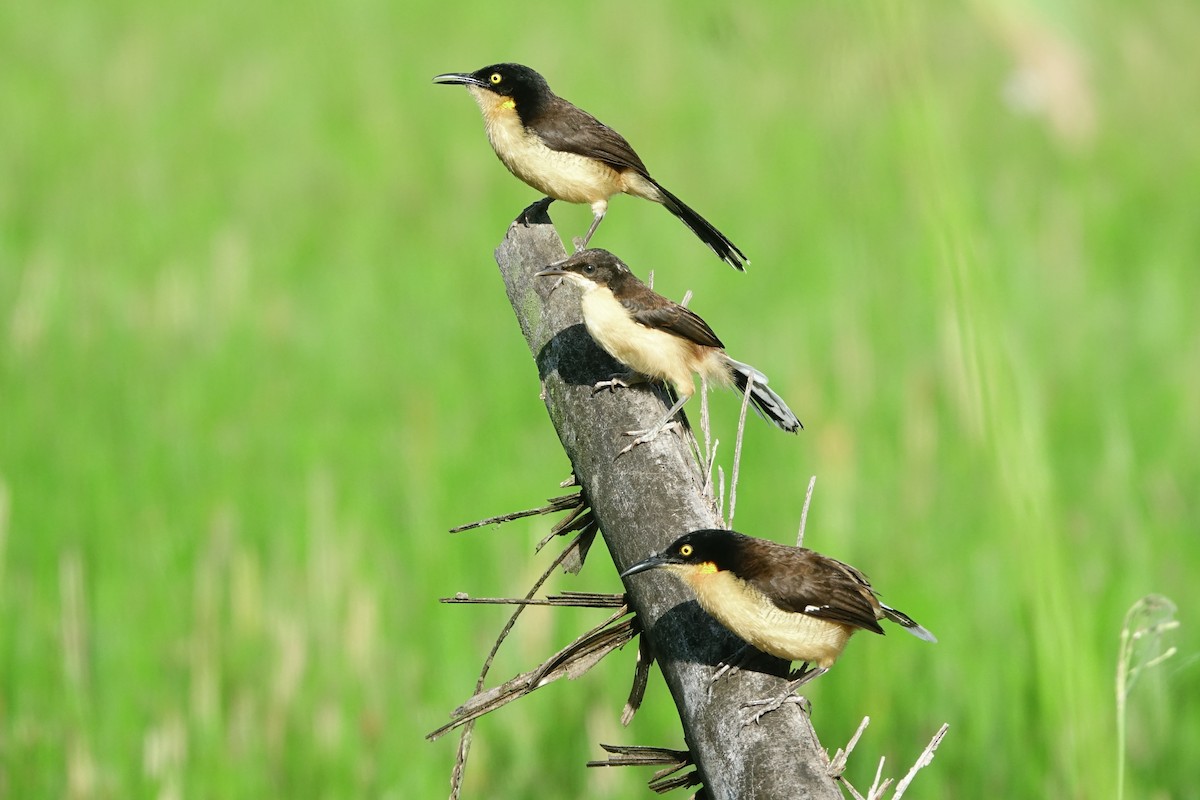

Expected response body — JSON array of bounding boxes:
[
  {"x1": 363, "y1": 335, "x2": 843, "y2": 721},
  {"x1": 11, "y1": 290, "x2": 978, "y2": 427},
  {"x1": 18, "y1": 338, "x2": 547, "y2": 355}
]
[
  {"x1": 434, "y1": 63, "x2": 747, "y2": 270},
  {"x1": 535, "y1": 250, "x2": 799, "y2": 450},
  {"x1": 621, "y1": 529, "x2": 935, "y2": 718}
]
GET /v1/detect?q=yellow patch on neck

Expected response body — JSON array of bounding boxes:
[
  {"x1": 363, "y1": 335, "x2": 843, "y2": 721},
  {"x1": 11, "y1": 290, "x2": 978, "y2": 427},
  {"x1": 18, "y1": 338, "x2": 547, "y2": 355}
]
[
  {"x1": 501, "y1": 98, "x2": 516, "y2": 109},
  {"x1": 697, "y1": 561, "x2": 718, "y2": 575}
]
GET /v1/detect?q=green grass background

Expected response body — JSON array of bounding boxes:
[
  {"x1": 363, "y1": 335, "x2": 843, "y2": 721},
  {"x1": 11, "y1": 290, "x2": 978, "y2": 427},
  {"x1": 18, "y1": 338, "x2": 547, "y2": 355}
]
[{"x1": 2, "y1": 0, "x2": 1197, "y2": 797}]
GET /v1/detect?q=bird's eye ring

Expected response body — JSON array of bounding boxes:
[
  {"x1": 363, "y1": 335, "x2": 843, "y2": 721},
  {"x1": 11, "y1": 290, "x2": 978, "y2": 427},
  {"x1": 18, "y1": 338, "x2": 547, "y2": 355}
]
[
  {"x1": 679, "y1": 544, "x2": 693, "y2": 557},
  {"x1": 489, "y1": 72, "x2": 502, "y2": 85}
]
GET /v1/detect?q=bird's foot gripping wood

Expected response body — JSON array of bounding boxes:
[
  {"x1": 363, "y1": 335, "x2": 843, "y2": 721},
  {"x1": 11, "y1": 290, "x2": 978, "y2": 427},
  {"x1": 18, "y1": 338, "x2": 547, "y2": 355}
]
[
  {"x1": 618, "y1": 420, "x2": 683, "y2": 456},
  {"x1": 592, "y1": 372, "x2": 643, "y2": 395},
  {"x1": 740, "y1": 665, "x2": 827, "y2": 726},
  {"x1": 707, "y1": 644, "x2": 753, "y2": 698},
  {"x1": 616, "y1": 392, "x2": 689, "y2": 456},
  {"x1": 742, "y1": 694, "x2": 812, "y2": 727}
]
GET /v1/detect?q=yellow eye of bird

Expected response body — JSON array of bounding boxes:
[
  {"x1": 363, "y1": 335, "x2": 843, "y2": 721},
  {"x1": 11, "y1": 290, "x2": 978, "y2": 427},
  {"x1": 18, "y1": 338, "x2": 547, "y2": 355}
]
[
  {"x1": 489, "y1": 72, "x2": 502, "y2": 84},
  {"x1": 680, "y1": 544, "x2": 693, "y2": 558}
]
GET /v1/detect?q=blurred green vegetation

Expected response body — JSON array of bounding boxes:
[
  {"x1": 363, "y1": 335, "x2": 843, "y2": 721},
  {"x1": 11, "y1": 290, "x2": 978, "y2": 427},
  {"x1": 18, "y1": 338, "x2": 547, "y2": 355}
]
[{"x1": 1, "y1": 0, "x2": 1197, "y2": 797}]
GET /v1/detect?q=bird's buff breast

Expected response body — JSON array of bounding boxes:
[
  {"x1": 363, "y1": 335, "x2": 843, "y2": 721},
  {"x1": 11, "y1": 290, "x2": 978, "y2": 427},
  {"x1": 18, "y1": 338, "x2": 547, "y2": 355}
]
[
  {"x1": 685, "y1": 569, "x2": 853, "y2": 669},
  {"x1": 580, "y1": 287, "x2": 696, "y2": 393},
  {"x1": 468, "y1": 87, "x2": 621, "y2": 203}
]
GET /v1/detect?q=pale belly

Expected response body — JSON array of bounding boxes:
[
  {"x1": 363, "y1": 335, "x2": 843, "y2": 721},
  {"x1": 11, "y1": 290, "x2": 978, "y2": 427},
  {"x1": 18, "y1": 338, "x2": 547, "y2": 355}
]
[
  {"x1": 580, "y1": 288, "x2": 698, "y2": 393},
  {"x1": 691, "y1": 571, "x2": 854, "y2": 669},
  {"x1": 485, "y1": 114, "x2": 621, "y2": 203}
]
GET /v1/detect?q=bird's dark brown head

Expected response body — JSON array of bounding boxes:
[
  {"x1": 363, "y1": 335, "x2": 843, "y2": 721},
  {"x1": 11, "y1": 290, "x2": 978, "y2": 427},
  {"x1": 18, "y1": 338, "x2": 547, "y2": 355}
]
[
  {"x1": 433, "y1": 63, "x2": 552, "y2": 119},
  {"x1": 534, "y1": 249, "x2": 631, "y2": 291},
  {"x1": 620, "y1": 529, "x2": 750, "y2": 579}
]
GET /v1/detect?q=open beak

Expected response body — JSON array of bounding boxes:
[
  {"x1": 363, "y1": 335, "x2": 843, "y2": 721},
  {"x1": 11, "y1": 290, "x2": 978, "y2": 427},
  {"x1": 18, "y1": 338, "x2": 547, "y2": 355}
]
[{"x1": 432, "y1": 72, "x2": 488, "y2": 88}]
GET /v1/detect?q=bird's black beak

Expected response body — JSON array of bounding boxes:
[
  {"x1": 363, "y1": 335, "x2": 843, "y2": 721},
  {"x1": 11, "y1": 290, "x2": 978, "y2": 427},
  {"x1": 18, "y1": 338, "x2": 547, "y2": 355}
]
[
  {"x1": 536, "y1": 252, "x2": 585, "y2": 278},
  {"x1": 432, "y1": 72, "x2": 488, "y2": 88},
  {"x1": 620, "y1": 553, "x2": 677, "y2": 578},
  {"x1": 535, "y1": 251, "x2": 593, "y2": 279}
]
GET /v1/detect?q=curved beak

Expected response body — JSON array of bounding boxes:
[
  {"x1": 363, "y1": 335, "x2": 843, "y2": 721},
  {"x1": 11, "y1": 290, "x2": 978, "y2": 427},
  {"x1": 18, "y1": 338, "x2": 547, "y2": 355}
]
[
  {"x1": 619, "y1": 553, "x2": 676, "y2": 578},
  {"x1": 433, "y1": 72, "x2": 487, "y2": 88}
]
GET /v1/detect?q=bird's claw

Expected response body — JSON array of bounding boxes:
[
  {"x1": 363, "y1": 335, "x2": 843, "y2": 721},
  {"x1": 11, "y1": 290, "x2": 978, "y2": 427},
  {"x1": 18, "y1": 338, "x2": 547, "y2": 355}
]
[
  {"x1": 707, "y1": 644, "x2": 753, "y2": 698},
  {"x1": 707, "y1": 662, "x2": 741, "y2": 699},
  {"x1": 617, "y1": 421, "x2": 682, "y2": 456},
  {"x1": 738, "y1": 664, "x2": 823, "y2": 725},
  {"x1": 741, "y1": 693, "x2": 812, "y2": 726},
  {"x1": 711, "y1": 660, "x2": 741, "y2": 684},
  {"x1": 592, "y1": 376, "x2": 631, "y2": 395}
]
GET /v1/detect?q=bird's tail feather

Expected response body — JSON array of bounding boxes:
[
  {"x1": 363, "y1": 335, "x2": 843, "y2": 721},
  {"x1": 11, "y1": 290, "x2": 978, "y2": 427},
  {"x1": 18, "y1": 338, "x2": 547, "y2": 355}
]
[
  {"x1": 881, "y1": 604, "x2": 938, "y2": 643},
  {"x1": 727, "y1": 359, "x2": 802, "y2": 432},
  {"x1": 652, "y1": 180, "x2": 748, "y2": 271}
]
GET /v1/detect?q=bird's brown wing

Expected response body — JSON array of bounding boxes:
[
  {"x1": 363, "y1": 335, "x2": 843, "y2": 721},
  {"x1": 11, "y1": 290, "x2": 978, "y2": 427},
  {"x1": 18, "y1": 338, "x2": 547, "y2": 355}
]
[
  {"x1": 533, "y1": 99, "x2": 651, "y2": 176},
  {"x1": 628, "y1": 301, "x2": 724, "y2": 350},
  {"x1": 743, "y1": 549, "x2": 885, "y2": 635}
]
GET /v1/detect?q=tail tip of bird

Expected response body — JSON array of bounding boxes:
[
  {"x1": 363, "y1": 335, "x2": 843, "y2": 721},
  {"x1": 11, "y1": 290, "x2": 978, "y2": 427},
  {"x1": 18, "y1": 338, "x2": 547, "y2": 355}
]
[
  {"x1": 901, "y1": 620, "x2": 938, "y2": 643},
  {"x1": 911, "y1": 624, "x2": 938, "y2": 644},
  {"x1": 883, "y1": 604, "x2": 937, "y2": 643},
  {"x1": 725, "y1": 252, "x2": 749, "y2": 271}
]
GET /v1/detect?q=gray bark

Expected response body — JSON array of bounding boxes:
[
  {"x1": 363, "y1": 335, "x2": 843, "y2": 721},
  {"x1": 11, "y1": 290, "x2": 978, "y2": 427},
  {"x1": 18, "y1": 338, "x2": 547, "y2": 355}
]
[{"x1": 493, "y1": 201, "x2": 841, "y2": 800}]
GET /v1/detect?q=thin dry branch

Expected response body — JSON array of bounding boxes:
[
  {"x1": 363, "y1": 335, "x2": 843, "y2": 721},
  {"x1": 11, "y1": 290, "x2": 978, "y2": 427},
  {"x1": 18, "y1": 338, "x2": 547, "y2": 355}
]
[
  {"x1": 621, "y1": 634, "x2": 655, "y2": 725},
  {"x1": 588, "y1": 743, "x2": 691, "y2": 768},
  {"x1": 827, "y1": 715, "x2": 872, "y2": 780},
  {"x1": 441, "y1": 591, "x2": 626, "y2": 608},
  {"x1": 428, "y1": 606, "x2": 639, "y2": 742},
  {"x1": 796, "y1": 475, "x2": 817, "y2": 547},
  {"x1": 588, "y1": 744, "x2": 702, "y2": 795},
  {"x1": 829, "y1": 718, "x2": 951, "y2": 800},
  {"x1": 446, "y1": 522, "x2": 590, "y2": 798},
  {"x1": 892, "y1": 723, "x2": 950, "y2": 799},
  {"x1": 726, "y1": 372, "x2": 756, "y2": 527},
  {"x1": 449, "y1": 491, "x2": 584, "y2": 533}
]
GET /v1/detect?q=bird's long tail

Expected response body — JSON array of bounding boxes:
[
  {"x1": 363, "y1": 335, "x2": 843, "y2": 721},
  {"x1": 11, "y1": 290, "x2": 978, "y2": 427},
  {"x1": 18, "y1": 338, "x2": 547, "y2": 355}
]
[
  {"x1": 881, "y1": 604, "x2": 938, "y2": 643},
  {"x1": 651, "y1": 179, "x2": 748, "y2": 271},
  {"x1": 727, "y1": 359, "x2": 801, "y2": 432}
]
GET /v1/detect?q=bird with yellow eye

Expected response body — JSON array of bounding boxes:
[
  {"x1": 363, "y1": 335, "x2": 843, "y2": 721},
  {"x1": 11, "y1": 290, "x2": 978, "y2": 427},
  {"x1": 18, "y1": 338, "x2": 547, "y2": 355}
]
[
  {"x1": 433, "y1": 62, "x2": 748, "y2": 270},
  {"x1": 622, "y1": 529, "x2": 936, "y2": 721}
]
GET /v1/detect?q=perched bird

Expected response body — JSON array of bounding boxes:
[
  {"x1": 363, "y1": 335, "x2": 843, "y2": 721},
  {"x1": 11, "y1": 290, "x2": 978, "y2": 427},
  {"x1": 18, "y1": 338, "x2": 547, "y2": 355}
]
[
  {"x1": 535, "y1": 249, "x2": 799, "y2": 449},
  {"x1": 621, "y1": 528, "x2": 935, "y2": 713},
  {"x1": 433, "y1": 63, "x2": 747, "y2": 270}
]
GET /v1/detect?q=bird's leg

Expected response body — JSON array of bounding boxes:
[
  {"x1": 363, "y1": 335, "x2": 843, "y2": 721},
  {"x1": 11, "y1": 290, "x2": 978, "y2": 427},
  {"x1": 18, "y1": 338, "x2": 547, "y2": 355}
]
[
  {"x1": 592, "y1": 371, "x2": 645, "y2": 395},
  {"x1": 741, "y1": 665, "x2": 827, "y2": 726},
  {"x1": 619, "y1": 395, "x2": 689, "y2": 455},
  {"x1": 574, "y1": 200, "x2": 609, "y2": 251}
]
